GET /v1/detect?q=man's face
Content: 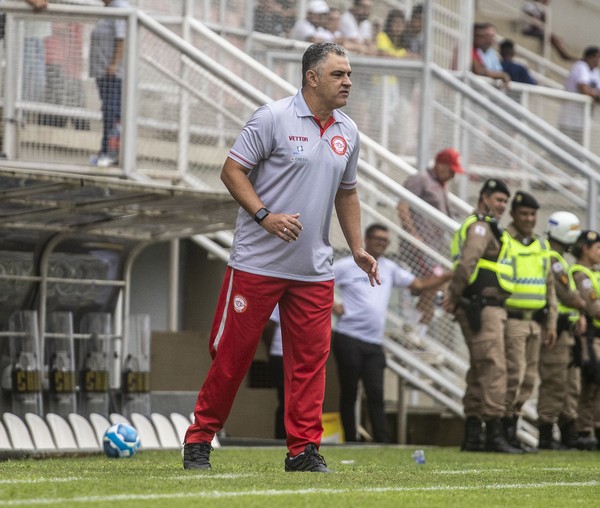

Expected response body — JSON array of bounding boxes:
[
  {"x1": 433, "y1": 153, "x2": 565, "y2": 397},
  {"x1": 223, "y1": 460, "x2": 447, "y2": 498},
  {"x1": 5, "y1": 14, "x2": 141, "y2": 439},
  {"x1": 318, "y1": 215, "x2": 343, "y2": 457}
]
[
  {"x1": 583, "y1": 242, "x2": 600, "y2": 265},
  {"x1": 313, "y1": 53, "x2": 352, "y2": 110},
  {"x1": 482, "y1": 27, "x2": 496, "y2": 50},
  {"x1": 365, "y1": 229, "x2": 390, "y2": 258},
  {"x1": 588, "y1": 52, "x2": 600, "y2": 69},
  {"x1": 511, "y1": 206, "x2": 537, "y2": 237},
  {"x1": 482, "y1": 192, "x2": 509, "y2": 220},
  {"x1": 433, "y1": 162, "x2": 455, "y2": 184},
  {"x1": 355, "y1": 0, "x2": 371, "y2": 22}
]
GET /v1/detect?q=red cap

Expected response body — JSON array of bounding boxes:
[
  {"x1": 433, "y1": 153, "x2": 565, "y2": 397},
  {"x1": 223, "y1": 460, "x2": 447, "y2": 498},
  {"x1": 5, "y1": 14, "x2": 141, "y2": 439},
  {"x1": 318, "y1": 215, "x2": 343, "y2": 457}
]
[{"x1": 435, "y1": 148, "x2": 465, "y2": 174}]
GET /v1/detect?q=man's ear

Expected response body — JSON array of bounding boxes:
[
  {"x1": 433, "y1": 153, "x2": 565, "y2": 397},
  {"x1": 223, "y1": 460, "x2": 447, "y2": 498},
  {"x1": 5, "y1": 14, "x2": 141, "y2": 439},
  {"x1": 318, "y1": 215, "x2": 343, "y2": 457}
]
[{"x1": 305, "y1": 69, "x2": 318, "y2": 88}]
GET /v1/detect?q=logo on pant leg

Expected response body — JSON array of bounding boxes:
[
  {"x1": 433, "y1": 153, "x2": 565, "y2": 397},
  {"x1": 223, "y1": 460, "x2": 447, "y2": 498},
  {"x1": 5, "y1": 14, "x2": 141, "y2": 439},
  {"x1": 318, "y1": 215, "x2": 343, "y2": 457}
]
[{"x1": 233, "y1": 294, "x2": 248, "y2": 313}]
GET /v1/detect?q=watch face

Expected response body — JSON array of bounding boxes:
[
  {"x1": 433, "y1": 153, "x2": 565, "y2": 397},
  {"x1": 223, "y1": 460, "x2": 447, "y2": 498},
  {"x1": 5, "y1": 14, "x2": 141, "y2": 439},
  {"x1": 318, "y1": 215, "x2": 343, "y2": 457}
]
[{"x1": 255, "y1": 208, "x2": 269, "y2": 222}]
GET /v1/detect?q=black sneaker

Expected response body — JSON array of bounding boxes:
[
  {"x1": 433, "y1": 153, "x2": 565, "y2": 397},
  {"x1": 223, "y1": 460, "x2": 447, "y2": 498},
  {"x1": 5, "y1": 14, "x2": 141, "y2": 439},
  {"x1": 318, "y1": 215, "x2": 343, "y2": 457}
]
[
  {"x1": 183, "y1": 442, "x2": 212, "y2": 470},
  {"x1": 285, "y1": 444, "x2": 332, "y2": 472}
]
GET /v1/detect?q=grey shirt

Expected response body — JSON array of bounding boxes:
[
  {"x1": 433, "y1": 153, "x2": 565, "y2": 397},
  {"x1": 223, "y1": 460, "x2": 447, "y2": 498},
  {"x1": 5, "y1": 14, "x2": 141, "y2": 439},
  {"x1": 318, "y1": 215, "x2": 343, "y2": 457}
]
[
  {"x1": 89, "y1": 0, "x2": 129, "y2": 79},
  {"x1": 227, "y1": 91, "x2": 360, "y2": 282}
]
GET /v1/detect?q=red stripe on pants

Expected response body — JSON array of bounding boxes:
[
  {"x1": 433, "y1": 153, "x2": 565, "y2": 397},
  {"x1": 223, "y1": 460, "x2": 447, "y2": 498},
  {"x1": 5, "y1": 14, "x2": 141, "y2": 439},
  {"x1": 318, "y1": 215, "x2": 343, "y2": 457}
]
[{"x1": 185, "y1": 267, "x2": 334, "y2": 456}]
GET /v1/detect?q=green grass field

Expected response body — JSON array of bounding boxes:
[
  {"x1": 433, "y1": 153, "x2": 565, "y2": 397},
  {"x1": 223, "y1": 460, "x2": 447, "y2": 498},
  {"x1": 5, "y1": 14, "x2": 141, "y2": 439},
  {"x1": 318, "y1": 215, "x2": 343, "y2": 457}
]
[{"x1": 1, "y1": 446, "x2": 599, "y2": 507}]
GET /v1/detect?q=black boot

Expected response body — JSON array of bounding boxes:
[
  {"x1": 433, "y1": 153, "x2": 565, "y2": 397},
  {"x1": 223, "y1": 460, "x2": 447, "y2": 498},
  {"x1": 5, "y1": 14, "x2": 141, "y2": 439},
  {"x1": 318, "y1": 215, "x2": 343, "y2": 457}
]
[
  {"x1": 503, "y1": 415, "x2": 537, "y2": 453},
  {"x1": 559, "y1": 420, "x2": 578, "y2": 449},
  {"x1": 574, "y1": 431, "x2": 598, "y2": 451},
  {"x1": 538, "y1": 422, "x2": 568, "y2": 450},
  {"x1": 485, "y1": 418, "x2": 524, "y2": 454},
  {"x1": 461, "y1": 416, "x2": 485, "y2": 452}
]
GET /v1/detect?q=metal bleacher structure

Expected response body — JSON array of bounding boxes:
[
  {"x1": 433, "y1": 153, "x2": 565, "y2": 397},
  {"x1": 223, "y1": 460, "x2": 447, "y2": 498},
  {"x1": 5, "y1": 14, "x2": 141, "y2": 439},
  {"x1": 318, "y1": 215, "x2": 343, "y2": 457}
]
[{"x1": 0, "y1": 0, "x2": 599, "y2": 453}]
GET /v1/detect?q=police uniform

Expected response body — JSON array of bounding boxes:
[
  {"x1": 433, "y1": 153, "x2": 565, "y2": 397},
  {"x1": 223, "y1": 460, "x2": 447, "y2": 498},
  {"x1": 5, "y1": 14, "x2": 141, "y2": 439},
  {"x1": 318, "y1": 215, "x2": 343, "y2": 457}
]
[
  {"x1": 537, "y1": 247, "x2": 584, "y2": 449},
  {"x1": 570, "y1": 230, "x2": 600, "y2": 448},
  {"x1": 447, "y1": 178, "x2": 521, "y2": 453},
  {"x1": 502, "y1": 194, "x2": 558, "y2": 451}
]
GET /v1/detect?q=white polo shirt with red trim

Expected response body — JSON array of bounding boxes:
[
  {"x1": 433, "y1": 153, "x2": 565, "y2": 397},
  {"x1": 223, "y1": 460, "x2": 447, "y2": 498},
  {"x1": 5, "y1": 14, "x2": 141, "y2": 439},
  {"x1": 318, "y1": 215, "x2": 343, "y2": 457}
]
[{"x1": 227, "y1": 90, "x2": 360, "y2": 282}]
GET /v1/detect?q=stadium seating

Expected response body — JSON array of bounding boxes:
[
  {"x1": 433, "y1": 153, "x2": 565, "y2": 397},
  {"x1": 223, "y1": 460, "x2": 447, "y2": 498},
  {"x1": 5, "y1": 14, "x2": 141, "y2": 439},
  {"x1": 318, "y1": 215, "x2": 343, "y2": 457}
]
[
  {"x1": 68, "y1": 413, "x2": 100, "y2": 450},
  {"x1": 46, "y1": 413, "x2": 78, "y2": 451},
  {"x1": 0, "y1": 412, "x2": 209, "y2": 453},
  {"x1": 3, "y1": 413, "x2": 35, "y2": 450},
  {"x1": 0, "y1": 420, "x2": 12, "y2": 449},
  {"x1": 130, "y1": 413, "x2": 161, "y2": 450}
]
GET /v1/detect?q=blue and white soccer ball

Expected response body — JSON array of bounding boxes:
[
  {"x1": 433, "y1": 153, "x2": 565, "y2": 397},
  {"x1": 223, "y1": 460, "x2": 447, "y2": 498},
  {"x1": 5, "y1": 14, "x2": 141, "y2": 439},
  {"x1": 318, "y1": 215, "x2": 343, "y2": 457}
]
[{"x1": 103, "y1": 423, "x2": 141, "y2": 458}]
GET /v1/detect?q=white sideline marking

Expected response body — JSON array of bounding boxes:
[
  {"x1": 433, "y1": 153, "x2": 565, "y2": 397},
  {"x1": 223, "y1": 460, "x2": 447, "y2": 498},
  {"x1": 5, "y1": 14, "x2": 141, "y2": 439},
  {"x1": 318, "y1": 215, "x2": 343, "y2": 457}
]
[
  {"x1": 435, "y1": 466, "x2": 569, "y2": 475},
  {"x1": 0, "y1": 481, "x2": 598, "y2": 505},
  {"x1": 0, "y1": 478, "x2": 80, "y2": 485}
]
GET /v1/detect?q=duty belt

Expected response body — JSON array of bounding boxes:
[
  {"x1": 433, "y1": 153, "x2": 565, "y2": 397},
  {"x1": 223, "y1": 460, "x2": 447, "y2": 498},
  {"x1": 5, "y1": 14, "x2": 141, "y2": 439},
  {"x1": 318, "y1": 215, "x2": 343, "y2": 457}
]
[
  {"x1": 507, "y1": 309, "x2": 536, "y2": 320},
  {"x1": 481, "y1": 297, "x2": 504, "y2": 307}
]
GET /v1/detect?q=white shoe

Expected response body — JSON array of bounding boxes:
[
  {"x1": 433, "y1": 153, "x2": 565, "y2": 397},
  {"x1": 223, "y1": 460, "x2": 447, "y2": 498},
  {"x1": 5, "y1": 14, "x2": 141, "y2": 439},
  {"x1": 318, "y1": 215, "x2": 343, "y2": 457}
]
[{"x1": 89, "y1": 154, "x2": 116, "y2": 167}]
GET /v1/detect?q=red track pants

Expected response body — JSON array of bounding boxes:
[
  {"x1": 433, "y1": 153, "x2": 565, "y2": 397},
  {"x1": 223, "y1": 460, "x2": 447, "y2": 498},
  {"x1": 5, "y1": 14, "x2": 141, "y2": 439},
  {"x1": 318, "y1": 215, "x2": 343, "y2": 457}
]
[{"x1": 185, "y1": 267, "x2": 334, "y2": 455}]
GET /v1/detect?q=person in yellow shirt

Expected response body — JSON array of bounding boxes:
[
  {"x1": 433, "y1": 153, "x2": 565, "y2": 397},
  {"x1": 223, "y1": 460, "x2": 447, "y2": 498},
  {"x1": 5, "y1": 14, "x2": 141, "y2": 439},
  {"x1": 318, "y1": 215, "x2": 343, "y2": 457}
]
[{"x1": 376, "y1": 9, "x2": 408, "y2": 58}]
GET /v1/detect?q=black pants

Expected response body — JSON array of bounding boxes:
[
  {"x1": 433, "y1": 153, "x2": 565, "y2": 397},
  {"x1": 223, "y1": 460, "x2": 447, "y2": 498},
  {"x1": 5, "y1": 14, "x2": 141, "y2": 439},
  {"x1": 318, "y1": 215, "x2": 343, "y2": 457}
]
[
  {"x1": 332, "y1": 331, "x2": 389, "y2": 443},
  {"x1": 96, "y1": 75, "x2": 121, "y2": 155}
]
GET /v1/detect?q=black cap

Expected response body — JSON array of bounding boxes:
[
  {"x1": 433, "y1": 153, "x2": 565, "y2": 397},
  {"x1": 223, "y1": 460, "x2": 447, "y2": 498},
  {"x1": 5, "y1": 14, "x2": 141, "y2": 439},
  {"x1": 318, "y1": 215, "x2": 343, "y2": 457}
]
[
  {"x1": 511, "y1": 190, "x2": 539, "y2": 211},
  {"x1": 572, "y1": 230, "x2": 600, "y2": 258},
  {"x1": 479, "y1": 178, "x2": 510, "y2": 197}
]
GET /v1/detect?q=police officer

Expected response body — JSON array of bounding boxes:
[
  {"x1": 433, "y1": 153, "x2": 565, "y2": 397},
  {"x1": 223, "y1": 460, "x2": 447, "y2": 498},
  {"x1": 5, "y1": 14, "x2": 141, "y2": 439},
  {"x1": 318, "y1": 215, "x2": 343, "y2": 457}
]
[
  {"x1": 570, "y1": 230, "x2": 600, "y2": 450},
  {"x1": 503, "y1": 191, "x2": 557, "y2": 452},
  {"x1": 538, "y1": 212, "x2": 586, "y2": 449},
  {"x1": 443, "y1": 178, "x2": 522, "y2": 454}
]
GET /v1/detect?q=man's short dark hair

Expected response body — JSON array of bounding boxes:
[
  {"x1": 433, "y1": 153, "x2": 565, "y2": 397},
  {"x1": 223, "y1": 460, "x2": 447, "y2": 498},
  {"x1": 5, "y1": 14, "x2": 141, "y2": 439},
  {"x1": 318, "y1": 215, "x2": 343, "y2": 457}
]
[
  {"x1": 411, "y1": 4, "x2": 423, "y2": 17},
  {"x1": 499, "y1": 39, "x2": 515, "y2": 58},
  {"x1": 583, "y1": 46, "x2": 600, "y2": 59},
  {"x1": 365, "y1": 223, "x2": 388, "y2": 238},
  {"x1": 302, "y1": 42, "x2": 346, "y2": 87}
]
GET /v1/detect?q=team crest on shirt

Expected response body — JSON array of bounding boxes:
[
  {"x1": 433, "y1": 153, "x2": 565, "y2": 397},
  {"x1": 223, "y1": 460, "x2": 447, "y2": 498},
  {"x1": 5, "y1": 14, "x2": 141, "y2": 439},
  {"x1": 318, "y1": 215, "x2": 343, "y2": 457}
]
[
  {"x1": 331, "y1": 136, "x2": 348, "y2": 156},
  {"x1": 232, "y1": 294, "x2": 248, "y2": 313}
]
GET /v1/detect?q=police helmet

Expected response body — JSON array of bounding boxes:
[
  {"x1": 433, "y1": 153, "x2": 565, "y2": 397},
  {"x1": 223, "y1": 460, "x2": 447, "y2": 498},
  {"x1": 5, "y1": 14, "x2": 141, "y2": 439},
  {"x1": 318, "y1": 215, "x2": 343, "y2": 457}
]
[{"x1": 546, "y1": 211, "x2": 581, "y2": 246}]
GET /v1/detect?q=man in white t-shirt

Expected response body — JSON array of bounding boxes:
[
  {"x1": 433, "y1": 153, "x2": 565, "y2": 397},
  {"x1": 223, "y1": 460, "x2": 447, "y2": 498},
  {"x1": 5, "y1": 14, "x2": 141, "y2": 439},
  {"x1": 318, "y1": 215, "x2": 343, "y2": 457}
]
[
  {"x1": 290, "y1": 0, "x2": 335, "y2": 43},
  {"x1": 332, "y1": 223, "x2": 451, "y2": 443},
  {"x1": 183, "y1": 42, "x2": 380, "y2": 473},
  {"x1": 559, "y1": 46, "x2": 600, "y2": 143},
  {"x1": 339, "y1": 0, "x2": 374, "y2": 53}
]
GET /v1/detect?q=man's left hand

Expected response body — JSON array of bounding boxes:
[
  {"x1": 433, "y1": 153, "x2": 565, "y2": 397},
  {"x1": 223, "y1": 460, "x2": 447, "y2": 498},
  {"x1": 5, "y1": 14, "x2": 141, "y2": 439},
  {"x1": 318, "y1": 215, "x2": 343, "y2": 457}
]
[{"x1": 544, "y1": 328, "x2": 557, "y2": 350}]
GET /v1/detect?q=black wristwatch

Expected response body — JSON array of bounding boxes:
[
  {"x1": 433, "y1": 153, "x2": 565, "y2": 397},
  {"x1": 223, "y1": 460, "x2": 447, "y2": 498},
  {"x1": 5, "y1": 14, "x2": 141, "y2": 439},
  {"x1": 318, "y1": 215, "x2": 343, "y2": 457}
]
[{"x1": 254, "y1": 207, "x2": 271, "y2": 224}]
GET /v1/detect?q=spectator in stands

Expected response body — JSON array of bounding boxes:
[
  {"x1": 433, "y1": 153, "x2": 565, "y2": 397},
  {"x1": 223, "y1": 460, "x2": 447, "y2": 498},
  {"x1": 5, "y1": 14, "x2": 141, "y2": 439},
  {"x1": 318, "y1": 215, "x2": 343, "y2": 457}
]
[
  {"x1": 325, "y1": 7, "x2": 343, "y2": 42},
  {"x1": 253, "y1": 0, "x2": 295, "y2": 37},
  {"x1": 340, "y1": 0, "x2": 375, "y2": 54},
  {"x1": 397, "y1": 148, "x2": 464, "y2": 337},
  {"x1": 290, "y1": 0, "x2": 335, "y2": 43},
  {"x1": 399, "y1": 3, "x2": 423, "y2": 56},
  {"x1": 522, "y1": 0, "x2": 577, "y2": 62},
  {"x1": 499, "y1": 39, "x2": 537, "y2": 85},
  {"x1": 89, "y1": 0, "x2": 129, "y2": 168},
  {"x1": 376, "y1": 8, "x2": 409, "y2": 58},
  {"x1": 261, "y1": 305, "x2": 285, "y2": 440},
  {"x1": 332, "y1": 223, "x2": 451, "y2": 443},
  {"x1": 22, "y1": 0, "x2": 51, "y2": 108},
  {"x1": 559, "y1": 46, "x2": 600, "y2": 143},
  {"x1": 472, "y1": 22, "x2": 510, "y2": 87},
  {"x1": 42, "y1": 21, "x2": 89, "y2": 129}
]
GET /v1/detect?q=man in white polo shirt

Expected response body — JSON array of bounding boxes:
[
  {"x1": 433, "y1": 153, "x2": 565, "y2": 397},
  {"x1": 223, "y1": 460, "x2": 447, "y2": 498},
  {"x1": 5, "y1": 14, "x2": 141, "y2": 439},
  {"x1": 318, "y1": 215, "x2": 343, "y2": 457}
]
[
  {"x1": 332, "y1": 223, "x2": 451, "y2": 443},
  {"x1": 184, "y1": 42, "x2": 380, "y2": 473}
]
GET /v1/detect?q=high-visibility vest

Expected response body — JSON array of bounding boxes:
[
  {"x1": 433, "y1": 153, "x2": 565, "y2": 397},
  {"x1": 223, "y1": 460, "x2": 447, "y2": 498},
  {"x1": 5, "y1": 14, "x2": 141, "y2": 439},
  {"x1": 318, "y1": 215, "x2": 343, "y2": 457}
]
[
  {"x1": 451, "y1": 214, "x2": 514, "y2": 294},
  {"x1": 551, "y1": 250, "x2": 579, "y2": 322},
  {"x1": 505, "y1": 236, "x2": 550, "y2": 310},
  {"x1": 569, "y1": 263, "x2": 600, "y2": 328}
]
